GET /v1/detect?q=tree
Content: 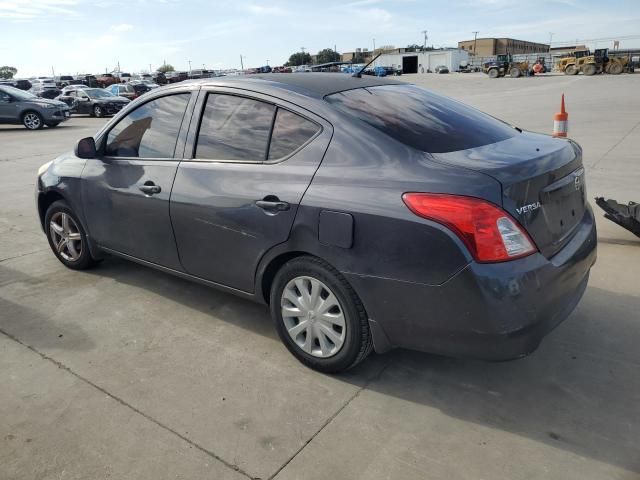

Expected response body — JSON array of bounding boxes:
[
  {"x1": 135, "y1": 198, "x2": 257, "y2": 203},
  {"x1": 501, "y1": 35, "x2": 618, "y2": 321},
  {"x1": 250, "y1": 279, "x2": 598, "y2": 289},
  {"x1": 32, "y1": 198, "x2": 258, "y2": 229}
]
[
  {"x1": 157, "y1": 63, "x2": 175, "y2": 73},
  {"x1": 0, "y1": 66, "x2": 17, "y2": 79},
  {"x1": 315, "y1": 48, "x2": 340, "y2": 64},
  {"x1": 285, "y1": 51, "x2": 312, "y2": 67}
]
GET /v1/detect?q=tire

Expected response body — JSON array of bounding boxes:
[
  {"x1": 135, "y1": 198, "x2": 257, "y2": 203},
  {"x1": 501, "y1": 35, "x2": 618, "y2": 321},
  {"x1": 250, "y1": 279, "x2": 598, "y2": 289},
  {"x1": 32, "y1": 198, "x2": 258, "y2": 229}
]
[
  {"x1": 44, "y1": 200, "x2": 97, "y2": 270},
  {"x1": 46, "y1": 122, "x2": 60, "y2": 128},
  {"x1": 510, "y1": 67, "x2": 522, "y2": 78},
  {"x1": 93, "y1": 105, "x2": 104, "y2": 118},
  {"x1": 22, "y1": 111, "x2": 44, "y2": 130},
  {"x1": 270, "y1": 256, "x2": 373, "y2": 373},
  {"x1": 565, "y1": 64, "x2": 578, "y2": 75},
  {"x1": 583, "y1": 64, "x2": 597, "y2": 76},
  {"x1": 608, "y1": 62, "x2": 623, "y2": 75},
  {"x1": 488, "y1": 68, "x2": 499, "y2": 79}
]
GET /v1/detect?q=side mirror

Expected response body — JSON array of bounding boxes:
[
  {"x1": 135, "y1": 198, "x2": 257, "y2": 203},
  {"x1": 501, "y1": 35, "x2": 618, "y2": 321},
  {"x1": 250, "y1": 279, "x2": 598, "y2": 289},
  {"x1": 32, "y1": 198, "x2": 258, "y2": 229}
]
[{"x1": 75, "y1": 137, "x2": 97, "y2": 159}]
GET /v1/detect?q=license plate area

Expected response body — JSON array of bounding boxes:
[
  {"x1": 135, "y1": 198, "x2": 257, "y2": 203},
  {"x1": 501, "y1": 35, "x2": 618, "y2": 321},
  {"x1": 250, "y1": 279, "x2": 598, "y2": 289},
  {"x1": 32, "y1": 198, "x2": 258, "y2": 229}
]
[{"x1": 541, "y1": 167, "x2": 586, "y2": 242}]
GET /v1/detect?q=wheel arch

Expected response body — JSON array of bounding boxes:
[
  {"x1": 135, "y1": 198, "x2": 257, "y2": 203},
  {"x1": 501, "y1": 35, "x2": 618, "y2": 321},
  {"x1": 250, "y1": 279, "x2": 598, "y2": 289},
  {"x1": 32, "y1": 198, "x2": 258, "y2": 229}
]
[
  {"x1": 257, "y1": 250, "x2": 316, "y2": 304},
  {"x1": 37, "y1": 189, "x2": 66, "y2": 230}
]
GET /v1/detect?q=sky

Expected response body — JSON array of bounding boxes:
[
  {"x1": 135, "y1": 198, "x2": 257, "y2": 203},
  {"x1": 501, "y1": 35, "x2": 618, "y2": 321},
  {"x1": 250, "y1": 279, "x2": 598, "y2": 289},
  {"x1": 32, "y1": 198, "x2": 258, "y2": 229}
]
[{"x1": 1, "y1": 0, "x2": 640, "y2": 77}]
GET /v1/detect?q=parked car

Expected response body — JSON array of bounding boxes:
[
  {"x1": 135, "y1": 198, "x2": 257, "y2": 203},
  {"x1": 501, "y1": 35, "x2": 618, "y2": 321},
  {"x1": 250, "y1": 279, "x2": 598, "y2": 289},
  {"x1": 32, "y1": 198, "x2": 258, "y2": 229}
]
[
  {"x1": 114, "y1": 72, "x2": 132, "y2": 83},
  {"x1": 74, "y1": 75, "x2": 98, "y2": 87},
  {"x1": 165, "y1": 71, "x2": 188, "y2": 83},
  {"x1": 152, "y1": 72, "x2": 167, "y2": 85},
  {"x1": 105, "y1": 83, "x2": 137, "y2": 100},
  {"x1": 95, "y1": 73, "x2": 118, "y2": 88},
  {"x1": 56, "y1": 75, "x2": 75, "y2": 87},
  {"x1": 10, "y1": 79, "x2": 32, "y2": 90},
  {"x1": 435, "y1": 65, "x2": 450, "y2": 74},
  {"x1": 56, "y1": 87, "x2": 129, "y2": 117},
  {"x1": 128, "y1": 81, "x2": 152, "y2": 96},
  {"x1": 140, "y1": 80, "x2": 160, "y2": 89},
  {"x1": 0, "y1": 85, "x2": 70, "y2": 129},
  {"x1": 35, "y1": 74, "x2": 596, "y2": 373},
  {"x1": 30, "y1": 80, "x2": 62, "y2": 99}
]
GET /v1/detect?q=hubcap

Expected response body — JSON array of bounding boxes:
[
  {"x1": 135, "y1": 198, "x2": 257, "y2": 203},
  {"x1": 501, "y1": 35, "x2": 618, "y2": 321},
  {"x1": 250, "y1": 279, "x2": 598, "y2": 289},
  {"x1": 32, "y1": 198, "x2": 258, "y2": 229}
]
[
  {"x1": 281, "y1": 276, "x2": 346, "y2": 358},
  {"x1": 24, "y1": 113, "x2": 40, "y2": 129},
  {"x1": 49, "y1": 212, "x2": 82, "y2": 262}
]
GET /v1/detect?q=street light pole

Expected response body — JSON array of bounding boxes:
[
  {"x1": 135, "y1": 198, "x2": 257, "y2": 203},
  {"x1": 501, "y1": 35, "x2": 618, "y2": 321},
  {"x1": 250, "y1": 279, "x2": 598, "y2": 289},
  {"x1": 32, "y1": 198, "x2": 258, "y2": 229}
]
[
  {"x1": 473, "y1": 31, "x2": 479, "y2": 56},
  {"x1": 240, "y1": 55, "x2": 244, "y2": 72},
  {"x1": 422, "y1": 30, "x2": 428, "y2": 51},
  {"x1": 188, "y1": 60, "x2": 191, "y2": 74}
]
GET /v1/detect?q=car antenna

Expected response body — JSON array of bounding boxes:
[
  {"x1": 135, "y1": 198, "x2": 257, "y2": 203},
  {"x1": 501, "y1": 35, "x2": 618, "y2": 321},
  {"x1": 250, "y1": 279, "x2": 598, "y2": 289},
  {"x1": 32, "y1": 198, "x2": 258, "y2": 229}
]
[{"x1": 352, "y1": 53, "x2": 382, "y2": 78}]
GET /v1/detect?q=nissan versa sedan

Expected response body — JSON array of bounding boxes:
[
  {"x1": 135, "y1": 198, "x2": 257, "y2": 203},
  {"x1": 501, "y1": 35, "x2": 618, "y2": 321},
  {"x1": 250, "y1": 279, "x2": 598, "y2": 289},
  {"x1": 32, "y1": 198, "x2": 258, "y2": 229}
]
[{"x1": 35, "y1": 74, "x2": 597, "y2": 372}]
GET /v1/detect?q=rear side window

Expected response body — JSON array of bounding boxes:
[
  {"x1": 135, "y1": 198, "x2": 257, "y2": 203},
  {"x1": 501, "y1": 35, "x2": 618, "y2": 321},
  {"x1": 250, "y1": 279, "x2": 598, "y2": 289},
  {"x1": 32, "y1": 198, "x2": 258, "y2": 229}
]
[
  {"x1": 196, "y1": 94, "x2": 275, "y2": 161},
  {"x1": 104, "y1": 93, "x2": 190, "y2": 158},
  {"x1": 268, "y1": 109, "x2": 320, "y2": 160},
  {"x1": 325, "y1": 84, "x2": 517, "y2": 153}
]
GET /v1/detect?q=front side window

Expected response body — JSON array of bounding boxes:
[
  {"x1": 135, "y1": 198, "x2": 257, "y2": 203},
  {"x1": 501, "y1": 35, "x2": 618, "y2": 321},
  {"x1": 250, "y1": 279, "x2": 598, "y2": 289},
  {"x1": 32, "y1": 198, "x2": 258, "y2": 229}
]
[
  {"x1": 104, "y1": 93, "x2": 190, "y2": 158},
  {"x1": 268, "y1": 108, "x2": 320, "y2": 160},
  {"x1": 195, "y1": 94, "x2": 275, "y2": 161}
]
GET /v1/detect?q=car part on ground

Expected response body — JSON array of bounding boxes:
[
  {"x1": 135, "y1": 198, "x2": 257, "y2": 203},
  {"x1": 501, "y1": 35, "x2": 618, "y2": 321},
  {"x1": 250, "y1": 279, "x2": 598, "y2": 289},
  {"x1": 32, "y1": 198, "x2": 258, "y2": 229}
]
[
  {"x1": 35, "y1": 74, "x2": 597, "y2": 372},
  {"x1": 595, "y1": 197, "x2": 640, "y2": 238}
]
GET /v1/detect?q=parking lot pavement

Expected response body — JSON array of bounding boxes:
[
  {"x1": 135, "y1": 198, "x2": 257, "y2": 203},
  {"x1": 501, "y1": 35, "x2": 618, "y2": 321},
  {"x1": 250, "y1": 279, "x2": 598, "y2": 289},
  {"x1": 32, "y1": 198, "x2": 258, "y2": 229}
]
[{"x1": 1, "y1": 74, "x2": 639, "y2": 480}]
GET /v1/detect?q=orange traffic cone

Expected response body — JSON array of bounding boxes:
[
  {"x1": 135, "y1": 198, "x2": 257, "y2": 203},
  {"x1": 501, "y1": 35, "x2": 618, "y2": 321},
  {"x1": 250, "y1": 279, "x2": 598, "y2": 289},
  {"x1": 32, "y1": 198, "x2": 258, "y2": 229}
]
[{"x1": 553, "y1": 94, "x2": 568, "y2": 138}]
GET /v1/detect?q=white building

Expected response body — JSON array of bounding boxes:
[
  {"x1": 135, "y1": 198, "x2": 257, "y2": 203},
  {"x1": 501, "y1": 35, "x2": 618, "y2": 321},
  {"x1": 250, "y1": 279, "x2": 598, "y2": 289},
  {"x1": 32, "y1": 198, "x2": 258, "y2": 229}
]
[{"x1": 377, "y1": 49, "x2": 470, "y2": 73}]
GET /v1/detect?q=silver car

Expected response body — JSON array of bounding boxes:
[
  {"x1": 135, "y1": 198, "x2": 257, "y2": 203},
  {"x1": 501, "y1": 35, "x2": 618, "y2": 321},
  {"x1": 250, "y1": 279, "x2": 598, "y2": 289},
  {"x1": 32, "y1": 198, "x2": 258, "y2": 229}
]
[{"x1": 0, "y1": 85, "x2": 70, "y2": 129}]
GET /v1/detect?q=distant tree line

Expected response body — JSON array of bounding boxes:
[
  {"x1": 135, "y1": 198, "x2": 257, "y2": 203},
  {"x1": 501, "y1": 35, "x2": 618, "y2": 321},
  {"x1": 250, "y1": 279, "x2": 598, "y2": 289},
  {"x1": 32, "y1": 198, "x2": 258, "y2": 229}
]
[
  {"x1": 0, "y1": 66, "x2": 17, "y2": 79},
  {"x1": 285, "y1": 47, "x2": 340, "y2": 67}
]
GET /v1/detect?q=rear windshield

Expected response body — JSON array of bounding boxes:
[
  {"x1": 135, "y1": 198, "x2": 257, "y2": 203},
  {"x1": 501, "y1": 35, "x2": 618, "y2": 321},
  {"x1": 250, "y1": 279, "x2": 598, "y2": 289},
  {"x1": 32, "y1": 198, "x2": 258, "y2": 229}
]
[{"x1": 325, "y1": 84, "x2": 517, "y2": 153}]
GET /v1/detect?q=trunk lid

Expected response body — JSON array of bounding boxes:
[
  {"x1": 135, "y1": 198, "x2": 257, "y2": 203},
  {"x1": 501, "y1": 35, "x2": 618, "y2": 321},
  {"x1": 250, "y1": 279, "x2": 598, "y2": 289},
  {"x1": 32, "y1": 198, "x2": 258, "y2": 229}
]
[{"x1": 430, "y1": 132, "x2": 586, "y2": 258}]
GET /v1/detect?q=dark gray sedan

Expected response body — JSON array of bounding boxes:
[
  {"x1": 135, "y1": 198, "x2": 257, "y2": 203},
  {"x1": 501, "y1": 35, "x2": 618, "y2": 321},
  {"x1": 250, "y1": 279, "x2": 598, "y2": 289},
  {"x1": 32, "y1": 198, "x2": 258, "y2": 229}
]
[
  {"x1": 35, "y1": 74, "x2": 597, "y2": 372},
  {"x1": 0, "y1": 85, "x2": 70, "y2": 129}
]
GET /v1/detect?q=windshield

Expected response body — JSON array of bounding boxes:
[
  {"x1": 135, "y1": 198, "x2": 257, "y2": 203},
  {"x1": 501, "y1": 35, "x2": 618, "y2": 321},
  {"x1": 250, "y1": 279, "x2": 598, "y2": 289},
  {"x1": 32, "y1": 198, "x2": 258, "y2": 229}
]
[
  {"x1": 325, "y1": 84, "x2": 518, "y2": 153},
  {"x1": 1, "y1": 86, "x2": 37, "y2": 100},
  {"x1": 85, "y1": 88, "x2": 114, "y2": 98}
]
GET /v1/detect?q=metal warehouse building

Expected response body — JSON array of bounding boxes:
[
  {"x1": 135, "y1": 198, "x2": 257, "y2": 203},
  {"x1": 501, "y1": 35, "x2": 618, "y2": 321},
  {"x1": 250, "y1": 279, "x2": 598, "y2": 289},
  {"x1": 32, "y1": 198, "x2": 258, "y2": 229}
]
[{"x1": 377, "y1": 49, "x2": 470, "y2": 73}]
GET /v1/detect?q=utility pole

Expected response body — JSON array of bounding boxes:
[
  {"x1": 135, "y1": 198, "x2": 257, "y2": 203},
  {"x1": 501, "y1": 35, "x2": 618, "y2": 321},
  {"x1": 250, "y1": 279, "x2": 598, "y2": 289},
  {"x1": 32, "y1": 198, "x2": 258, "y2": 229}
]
[
  {"x1": 240, "y1": 55, "x2": 244, "y2": 72},
  {"x1": 188, "y1": 60, "x2": 191, "y2": 74},
  {"x1": 149, "y1": 63, "x2": 152, "y2": 73},
  {"x1": 266, "y1": 59, "x2": 269, "y2": 66},
  {"x1": 422, "y1": 30, "x2": 428, "y2": 51},
  {"x1": 549, "y1": 32, "x2": 554, "y2": 46},
  {"x1": 472, "y1": 31, "x2": 479, "y2": 56}
]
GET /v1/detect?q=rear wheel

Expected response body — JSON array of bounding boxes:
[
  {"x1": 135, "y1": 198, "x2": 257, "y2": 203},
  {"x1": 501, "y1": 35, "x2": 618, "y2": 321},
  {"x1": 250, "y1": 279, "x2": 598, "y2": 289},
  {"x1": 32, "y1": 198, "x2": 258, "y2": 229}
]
[
  {"x1": 488, "y1": 68, "x2": 499, "y2": 79},
  {"x1": 22, "y1": 111, "x2": 43, "y2": 130},
  {"x1": 44, "y1": 200, "x2": 97, "y2": 270},
  {"x1": 510, "y1": 67, "x2": 522, "y2": 78},
  {"x1": 608, "y1": 62, "x2": 623, "y2": 75},
  {"x1": 93, "y1": 105, "x2": 104, "y2": 118},
  {"x1": 583, "y1": 64, "x2": 597, "y2": 76},
  {"x1": 270, "y1": 256, "x2": 373, "y2": 373},
  {"x1": 565, "y1": 64, "x2": 578, "y2": 75}
]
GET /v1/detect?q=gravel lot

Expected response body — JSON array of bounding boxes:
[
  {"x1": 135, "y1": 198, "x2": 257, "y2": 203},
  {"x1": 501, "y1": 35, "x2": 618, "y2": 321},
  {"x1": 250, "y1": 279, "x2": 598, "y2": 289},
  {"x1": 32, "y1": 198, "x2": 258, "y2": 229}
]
[{"x1": 1, "y1": 73, "x2": 639, "y2": 480}]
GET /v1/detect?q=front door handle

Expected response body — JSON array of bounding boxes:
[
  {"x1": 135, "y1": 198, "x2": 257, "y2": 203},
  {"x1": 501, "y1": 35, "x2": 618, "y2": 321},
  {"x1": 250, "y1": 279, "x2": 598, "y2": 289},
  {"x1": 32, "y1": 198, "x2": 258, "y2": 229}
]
[
  {"x1": 139, "y1": 181, "x2": 161, "y2": 196},
  {"x1": 256, "y1": 197, "x2": 290, "y2": 213}
]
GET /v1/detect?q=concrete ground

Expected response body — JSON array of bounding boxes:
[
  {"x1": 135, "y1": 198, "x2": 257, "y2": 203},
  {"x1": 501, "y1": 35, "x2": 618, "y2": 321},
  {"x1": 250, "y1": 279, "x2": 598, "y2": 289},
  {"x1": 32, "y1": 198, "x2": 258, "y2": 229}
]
[{"x1": 1, "y1": 73, "x2": 639, "y2": 480}]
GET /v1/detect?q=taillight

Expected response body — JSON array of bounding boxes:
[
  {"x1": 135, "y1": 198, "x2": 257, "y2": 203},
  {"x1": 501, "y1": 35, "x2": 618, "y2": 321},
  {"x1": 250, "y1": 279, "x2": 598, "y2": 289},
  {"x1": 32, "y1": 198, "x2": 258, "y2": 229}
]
[{"x1": 402, "y1": 193, "x2": 537, "y2": 263}]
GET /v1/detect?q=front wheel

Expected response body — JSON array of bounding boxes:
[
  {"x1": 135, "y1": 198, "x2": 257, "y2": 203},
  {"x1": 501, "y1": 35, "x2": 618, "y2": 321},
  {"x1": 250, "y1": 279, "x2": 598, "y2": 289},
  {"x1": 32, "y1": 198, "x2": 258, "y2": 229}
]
[
  {"x1": 270, "y1": 256, "x2": 373, "y2": 373},
  {"x1": 22, "y1": 111, "x2": 44, "y2": 130},
  {"x1": 487, "y1": 68, "x2": 499, "y2": 79},
  {"x1": 44, "y1": 200, "x2": 97, "y2": 270},
  {"x1": 510, "y1": 67, "x2": 522, "y2": 78},
  {"x1": 93, "y1": 105, "x2": 104, "y2": 118}
]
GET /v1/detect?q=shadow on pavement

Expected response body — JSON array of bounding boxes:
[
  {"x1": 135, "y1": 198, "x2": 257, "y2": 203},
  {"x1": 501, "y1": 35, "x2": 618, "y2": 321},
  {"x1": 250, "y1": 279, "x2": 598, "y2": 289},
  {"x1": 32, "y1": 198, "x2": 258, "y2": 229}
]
[{"x1": 39, "y1": 256, "x2": 640, "y2": 474}]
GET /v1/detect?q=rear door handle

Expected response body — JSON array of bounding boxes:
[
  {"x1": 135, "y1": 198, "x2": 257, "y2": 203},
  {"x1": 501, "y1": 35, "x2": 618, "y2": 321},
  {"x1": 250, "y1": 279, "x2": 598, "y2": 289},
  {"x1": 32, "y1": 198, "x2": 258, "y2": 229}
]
[
  {"x1": 256, "y1": 198, "x2": 290, "y2": 213},
  {"x1": 139, "y1": 181, "x2": 161, "y2": 196}
]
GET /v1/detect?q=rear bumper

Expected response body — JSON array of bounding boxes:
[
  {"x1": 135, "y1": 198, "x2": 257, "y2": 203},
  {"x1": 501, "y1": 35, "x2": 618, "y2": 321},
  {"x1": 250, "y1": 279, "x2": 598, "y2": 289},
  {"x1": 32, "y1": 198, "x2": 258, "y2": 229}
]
[{"x1": 346, "y1": 205, "x2": 598, "y2": 360}]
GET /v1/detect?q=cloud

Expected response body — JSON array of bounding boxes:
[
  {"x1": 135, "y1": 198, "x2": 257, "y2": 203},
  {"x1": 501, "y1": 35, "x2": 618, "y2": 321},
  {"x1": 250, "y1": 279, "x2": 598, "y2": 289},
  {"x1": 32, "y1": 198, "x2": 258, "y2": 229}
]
[
  {"x1": 244, "y1": 3, "x2": 288, "y2": 16},
  {"x1": 0, "y1": 0, "x2": 80, "y2": 19},
  {"x1": 110, "y1": 23, "x2": 133, "y2": 31}
]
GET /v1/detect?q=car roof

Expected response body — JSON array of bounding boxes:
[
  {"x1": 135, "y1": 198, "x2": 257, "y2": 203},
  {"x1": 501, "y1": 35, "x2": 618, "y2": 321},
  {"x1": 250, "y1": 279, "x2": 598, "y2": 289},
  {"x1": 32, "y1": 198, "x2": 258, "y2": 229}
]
[{"x1": 186, "y1": 73, "x2": 406, "y2": 99}]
